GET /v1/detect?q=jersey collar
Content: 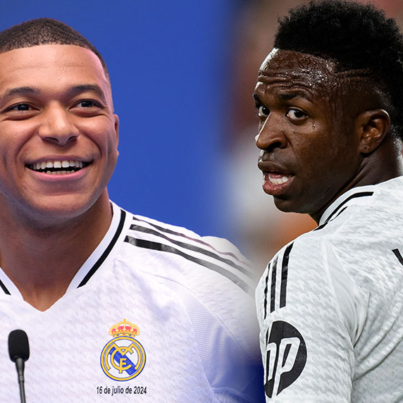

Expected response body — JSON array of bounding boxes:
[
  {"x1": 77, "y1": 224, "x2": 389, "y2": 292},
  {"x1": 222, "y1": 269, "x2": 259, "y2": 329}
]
[
  {"x1": 67, "y1": 202, "x2": 127, "y2": 290},
  {"x1": 318, "y1": 184, "x2": 377, "y2": 228},
  {"x1": 0, "y1": 201, "x2": 129, "y2": 298}
]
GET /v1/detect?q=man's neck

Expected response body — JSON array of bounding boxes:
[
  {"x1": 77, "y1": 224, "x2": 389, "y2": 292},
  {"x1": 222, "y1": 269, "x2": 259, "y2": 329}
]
[
  {"x1": 311, "y1": 139, "x2": 403, "y2": 224},
  {"x1": 0, "y1": 194, "x2": 113, "y2": 311}
]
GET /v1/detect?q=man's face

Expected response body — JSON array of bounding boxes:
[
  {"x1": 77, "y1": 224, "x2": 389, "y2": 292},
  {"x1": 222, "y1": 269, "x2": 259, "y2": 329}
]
[
  {"x1": 254, "y1": 49, "x2": 362, "y2": 220},
  {"x1": 0, "y1": 44, "x2": 119, "y2": 225}
]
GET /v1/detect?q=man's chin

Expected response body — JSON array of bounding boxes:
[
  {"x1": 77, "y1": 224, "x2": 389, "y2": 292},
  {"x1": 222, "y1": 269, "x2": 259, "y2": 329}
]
[
  {"x1": 272, "y1": 195, "x2": 298, "y2": 213},
  {"x1": 272, "y1": 196, "x2": 313, "y2": 215}
]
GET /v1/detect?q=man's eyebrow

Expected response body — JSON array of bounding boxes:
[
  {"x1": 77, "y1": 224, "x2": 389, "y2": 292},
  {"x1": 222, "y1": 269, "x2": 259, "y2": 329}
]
[
  {"x1": 69, "y1": 84, "x2": 107, "y2": 103},
  {"x1": 280, "y1": 91, "x2": 313, "y2": 102},
  {"x1": 1, "y1": 84, "x2": 107, "y2": 104},
  {"x1": 2, "y1": 86, "x2": 39, "y2": 99}
]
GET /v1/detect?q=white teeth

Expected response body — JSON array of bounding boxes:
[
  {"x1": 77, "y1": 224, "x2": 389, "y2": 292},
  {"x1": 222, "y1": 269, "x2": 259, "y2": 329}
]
[
  {"x1": 30, "y1": 160, "x2": 86, "y2": 172},
  {"x1": 269, "y1": 175, "x2": 290, "y2": 185}
]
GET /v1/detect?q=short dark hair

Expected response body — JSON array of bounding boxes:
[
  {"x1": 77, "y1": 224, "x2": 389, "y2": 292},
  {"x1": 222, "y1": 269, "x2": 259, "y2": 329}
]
[
  {"x1": 274, "y1": 0, "x2": 403, "y2": 139},
  {"x1": 0, "y1": 18, "x2": 109, "y2": 79}
]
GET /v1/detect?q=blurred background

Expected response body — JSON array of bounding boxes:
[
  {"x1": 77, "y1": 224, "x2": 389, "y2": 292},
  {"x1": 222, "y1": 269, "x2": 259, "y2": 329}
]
[{"x1": 1, "y1": 0, "x2": 402, "y2": 275}]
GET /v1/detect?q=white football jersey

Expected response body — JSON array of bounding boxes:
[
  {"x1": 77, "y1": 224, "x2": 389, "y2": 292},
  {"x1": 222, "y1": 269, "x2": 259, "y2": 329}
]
[
  {"x1": 0, "y1": 202, "x2": 264, "y2": 402},
  {"x1": 256, "y1": 176, "x2": 403, "y2": 402}
]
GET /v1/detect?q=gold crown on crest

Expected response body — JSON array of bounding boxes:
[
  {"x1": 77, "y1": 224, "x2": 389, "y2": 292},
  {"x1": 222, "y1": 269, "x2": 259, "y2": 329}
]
[{"x1": 109, "y1": 319, "x2": 140, "y2": 338}]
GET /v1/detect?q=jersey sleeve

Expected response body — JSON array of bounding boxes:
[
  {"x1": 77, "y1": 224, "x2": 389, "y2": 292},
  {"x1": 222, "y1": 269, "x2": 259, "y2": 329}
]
[{"x1": 256, "y1": 239, "x2": 367, "y2": 402}]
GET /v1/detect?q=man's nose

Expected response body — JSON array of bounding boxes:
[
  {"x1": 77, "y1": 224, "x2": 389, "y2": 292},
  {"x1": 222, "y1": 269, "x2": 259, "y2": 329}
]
[
  {"x1": 256, "y1": 115, "x2": 287, "y2": 151},
  {"x1": 38, "y1": 105, "x2": 79, "y2": 145}
]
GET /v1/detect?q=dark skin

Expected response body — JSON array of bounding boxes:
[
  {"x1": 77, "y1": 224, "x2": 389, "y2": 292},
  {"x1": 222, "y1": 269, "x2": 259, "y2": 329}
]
[{"x1": 254, "y1": 49, "x2": 403, "y2": 224}]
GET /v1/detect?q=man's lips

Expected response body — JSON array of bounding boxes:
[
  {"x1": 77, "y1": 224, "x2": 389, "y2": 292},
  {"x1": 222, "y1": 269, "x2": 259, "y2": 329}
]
[
  {"x1": 258, "y1": 160, "x2": 294, "y2": 194},
  {"x1": 262, "y1": 172, "x2": 295, "y2": 196},
  {"x1": 258, "y1": 160, "x2": 293, "y2": 177}
]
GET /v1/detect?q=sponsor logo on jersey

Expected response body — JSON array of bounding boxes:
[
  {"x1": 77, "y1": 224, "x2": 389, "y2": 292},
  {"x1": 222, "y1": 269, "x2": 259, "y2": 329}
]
[
  {"x1": 265, "y1": 320, "x2": 307, "y2": 398},
  {"x1": 100, "y1": 319, "x2": 146, "y2": 381}
]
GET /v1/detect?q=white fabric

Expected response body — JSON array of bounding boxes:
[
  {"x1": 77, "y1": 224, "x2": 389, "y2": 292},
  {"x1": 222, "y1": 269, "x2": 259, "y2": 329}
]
[
  {"x1": 256, "y1": 176, "x2": 403, "y2": 402},
  {"x1": 0, "y1": 202, "x2": 264, "y2": 402}
]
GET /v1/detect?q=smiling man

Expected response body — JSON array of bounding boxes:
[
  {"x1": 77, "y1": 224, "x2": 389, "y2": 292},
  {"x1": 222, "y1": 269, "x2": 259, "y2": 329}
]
[
  {"x1": 0, "y1": 18, "x2": 263, "y2": 402},
  {"x1": 255, "y1": 1, "x2": 403, "y2": 402}
]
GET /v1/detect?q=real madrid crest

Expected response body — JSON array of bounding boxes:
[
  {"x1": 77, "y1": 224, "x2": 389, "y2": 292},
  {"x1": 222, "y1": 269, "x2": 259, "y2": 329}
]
[{"x1": 100, "y1": 319, "x2": 146, "y2": 381}]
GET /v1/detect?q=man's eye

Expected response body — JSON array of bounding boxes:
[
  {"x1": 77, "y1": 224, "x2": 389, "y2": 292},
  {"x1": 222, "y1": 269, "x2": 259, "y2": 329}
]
[
  {"x1": 77, "y1": 100, "x2": 100, "y2": 108},
  {"x1": 258, "y1": 105, "x2": 270, "y2": 117},
  {"x1": 286, "y1": 108, "x2": 306, "y2": 120},
  {"x1": 9, "y1": 103, "x2": 31, "y2": 111}
]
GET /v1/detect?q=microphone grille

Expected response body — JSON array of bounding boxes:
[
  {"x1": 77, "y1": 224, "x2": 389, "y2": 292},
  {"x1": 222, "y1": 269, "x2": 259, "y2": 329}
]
[{"x1": 8, "y1": 329, "x2": 30, "y2": 362}]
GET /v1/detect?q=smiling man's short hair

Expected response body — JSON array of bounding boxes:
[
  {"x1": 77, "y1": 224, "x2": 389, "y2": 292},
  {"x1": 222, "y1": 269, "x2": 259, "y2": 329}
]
[
  {"x1": 274, "y1": 0, "x2": 403, "y2": 139},
  {"x1": 0, "y1": 18, "x2": 109, "y2": 80}
]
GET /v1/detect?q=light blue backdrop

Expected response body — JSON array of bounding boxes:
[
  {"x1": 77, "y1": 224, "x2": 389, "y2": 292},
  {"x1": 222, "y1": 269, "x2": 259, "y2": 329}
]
[{"x1": 0, "y1": 0, "x2": 238, "y2": 238}]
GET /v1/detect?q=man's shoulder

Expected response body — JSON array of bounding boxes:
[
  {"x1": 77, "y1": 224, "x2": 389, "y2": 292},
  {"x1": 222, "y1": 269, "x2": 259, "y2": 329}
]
[
  {"x1": 318, "y1": 177, "x2": 403, "y2": 232},
  {"x1": 257, "y1": 177, "x2": 403, "y2": 301},
  {"x1": 116, "y1": 207, "x2": 257, "y2": 298}
]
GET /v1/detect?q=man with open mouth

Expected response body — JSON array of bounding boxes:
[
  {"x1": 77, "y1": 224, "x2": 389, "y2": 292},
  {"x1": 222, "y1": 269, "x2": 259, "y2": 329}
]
[
  {"x1": 0, "y1": 18, "x2": 263, "y2": 402},
  {"x1": 255, "y1": 1, "x2": 403, "y2": 401}
]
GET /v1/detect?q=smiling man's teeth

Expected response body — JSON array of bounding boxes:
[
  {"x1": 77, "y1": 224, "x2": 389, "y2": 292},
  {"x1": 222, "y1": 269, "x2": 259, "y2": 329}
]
[
  {"x1": 268, "y1": 173, "x2": 291, "y2": 185},
  {"x1": 29, "y1": 160, "x2": 85, "y2": 173}
]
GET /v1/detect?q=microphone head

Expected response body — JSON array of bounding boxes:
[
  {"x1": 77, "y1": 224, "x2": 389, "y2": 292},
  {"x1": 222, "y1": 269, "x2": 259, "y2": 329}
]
[{"x1": 8, "y1": 330, "x2": 30, "y2": 362}]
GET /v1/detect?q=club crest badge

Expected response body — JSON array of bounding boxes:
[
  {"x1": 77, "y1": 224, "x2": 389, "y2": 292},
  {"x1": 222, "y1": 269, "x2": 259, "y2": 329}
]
[{"x1": 100, "y1": 319, "x2": 146, "y2": 381}]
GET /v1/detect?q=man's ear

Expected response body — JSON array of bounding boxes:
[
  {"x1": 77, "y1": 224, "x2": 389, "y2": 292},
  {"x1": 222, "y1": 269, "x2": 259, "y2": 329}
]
[
  {"x1": 356, "y1": 109, "x2": 391, "y2": 154},
  {"x1": 114, "y1": 114, "x2": 120, "y2": 158}
]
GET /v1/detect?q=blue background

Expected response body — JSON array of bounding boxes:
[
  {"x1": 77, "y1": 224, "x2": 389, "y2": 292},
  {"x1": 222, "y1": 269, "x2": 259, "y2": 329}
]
[{"x1": 0, "y1": 0, "x2": 238, "y2": 238}]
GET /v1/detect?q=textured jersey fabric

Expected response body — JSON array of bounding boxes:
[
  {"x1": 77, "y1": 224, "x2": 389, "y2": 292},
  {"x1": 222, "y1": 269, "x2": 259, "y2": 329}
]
[
  {"x1": 0, "y1": 202, "x2": 264, "y2": 403},
  {"x1": 256, "y1": 176, "x2": 403, "y2": 402}
]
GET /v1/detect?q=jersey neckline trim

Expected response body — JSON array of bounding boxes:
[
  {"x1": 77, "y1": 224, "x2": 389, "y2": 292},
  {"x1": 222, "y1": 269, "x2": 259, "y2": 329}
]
[
  {"x1": 0, "y1": 202, "x2": 127, "y2": 297},
  {"x1": 0, "y1": 278, "x2": 10, "y2": 295},
  {"x1": 77, "y1": 208, "x2": 126, "y2": 287},
  {"x1": 68, "y1": 202, "x2": 126, "y2": 290},
  {"x1": 317, "y1": 185, "x2": 376, "y2": 228}
]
